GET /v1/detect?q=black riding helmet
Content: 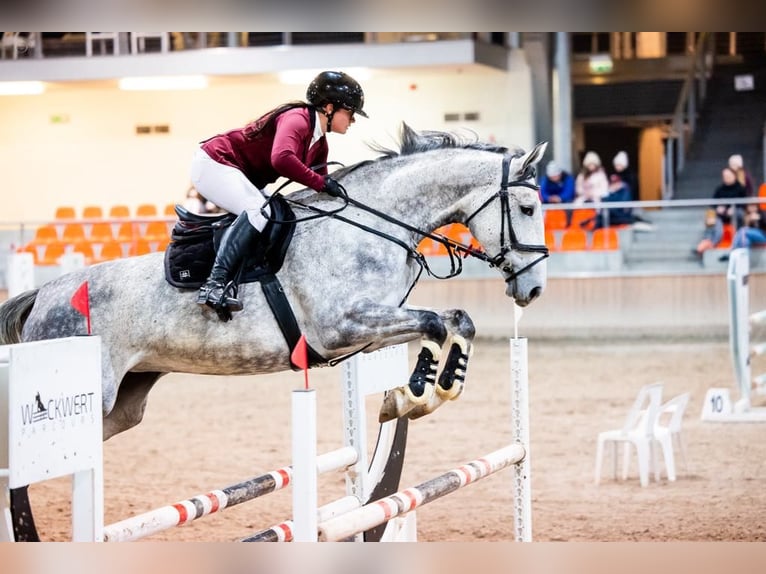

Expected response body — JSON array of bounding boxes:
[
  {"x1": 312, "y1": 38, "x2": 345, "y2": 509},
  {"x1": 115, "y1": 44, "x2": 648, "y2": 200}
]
[{"x1": 306, "y1": 70, "x2": 369, "y2": 121}]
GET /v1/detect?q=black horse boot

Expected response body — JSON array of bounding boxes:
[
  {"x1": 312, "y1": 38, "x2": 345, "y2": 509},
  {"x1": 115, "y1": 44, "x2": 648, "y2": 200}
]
[{"x1": 196, "y1": 212, "x2": 260, "y2": 317}]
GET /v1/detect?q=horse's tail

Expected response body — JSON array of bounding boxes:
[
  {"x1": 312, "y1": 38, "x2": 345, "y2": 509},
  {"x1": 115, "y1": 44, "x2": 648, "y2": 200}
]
[{"x1": 0, "y1": 289, "x2": 38, "y2": 344}]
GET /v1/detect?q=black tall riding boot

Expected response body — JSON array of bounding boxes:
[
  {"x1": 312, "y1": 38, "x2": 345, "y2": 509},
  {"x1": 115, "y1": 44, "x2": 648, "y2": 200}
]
[{"x1": 196, "y1": 212, "x2": 260, "y2": 315}]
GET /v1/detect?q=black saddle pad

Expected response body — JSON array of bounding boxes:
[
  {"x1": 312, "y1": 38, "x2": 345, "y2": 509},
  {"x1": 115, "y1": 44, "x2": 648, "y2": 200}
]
[{"x1": 164, "y1": 196, "x2": 296, "y2": 289}]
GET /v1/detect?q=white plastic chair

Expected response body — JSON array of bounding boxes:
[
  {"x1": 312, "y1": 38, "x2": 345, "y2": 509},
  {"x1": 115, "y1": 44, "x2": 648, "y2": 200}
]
[
  {"x1": 651, "y1": 392, "x2": 691, "y2": 481},
  {"x1": 595, "y1": 382, "x2": 663, "y2": 487}
]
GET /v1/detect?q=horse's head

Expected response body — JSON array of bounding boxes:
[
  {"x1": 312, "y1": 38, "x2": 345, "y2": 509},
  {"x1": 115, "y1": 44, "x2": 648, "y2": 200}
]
[{"x1": 462, "y1": 142, "x2": 549, "y2": 306}]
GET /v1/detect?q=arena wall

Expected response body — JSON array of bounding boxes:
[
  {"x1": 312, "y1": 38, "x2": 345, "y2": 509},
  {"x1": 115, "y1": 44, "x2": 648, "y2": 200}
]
[
  {"x1": 409, "y1": 272, "x2": 766, "y2": 340},
  {"x1": 0, "y1": 54, "x2": 534, "y2": 223}
]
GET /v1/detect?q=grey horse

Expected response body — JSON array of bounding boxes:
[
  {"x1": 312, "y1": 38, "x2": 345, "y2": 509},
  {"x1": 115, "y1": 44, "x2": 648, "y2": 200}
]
[{"x1": 1, "y1": 124, "x2": 548, "y2": 444}]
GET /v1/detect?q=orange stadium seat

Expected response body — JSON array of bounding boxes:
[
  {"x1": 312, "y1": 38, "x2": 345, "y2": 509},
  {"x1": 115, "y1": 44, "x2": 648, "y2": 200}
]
[
  {"x1": 544, "y1": 229, "x2": 558, "y2": 251},
  {"x1": 570, "y1": 208, "x2": 597, "y2": 230},
  {"x1": 54, "y1": 206, "x2": 76, "y2": 219},
  {"x1": 109, "y1": 205, "x2": 131, "y2": 218},
  {"x1": 39, "y1": 242, "x2": 66, "y2": 266},
  {"x1": 97, "y1": 240, "x2": 124, "y2": 262},
  {"x1": 136, "y1": 204, "x2": 158, "y2": 217},
  {"x1": 591, "y1": 228, "x2": 620, "y2": 251},
  {"x1": 81, "y1": 205, "x2": 104, "y2": 219},
  {"x1": 143, "y1": 221, "x2": 170, "y2": 242},
  {"x1": 72, "y1": 242, "x2": 95, "y2": 265},
  {"x1": 115, "y1": 222, "x2": 138, "y2": 242},
  {"x1": 129, "y1": 239, "x2": 153, "y2": 257},
  {"x1": 62, "y1": 223, "x2": 87, "y2": 244},
  {"x1": 560, "y1": 228, "x2": 588, "y2": 251},
  {"x1": 31, "y1": 224, "x2": 59, "y2": 245},
  {"x1": 544, "y1": 210, "x2": 568, "y2": 230},
  {"x1": 164, "y1": 203, "x2": 178, "y2": 217},
  {"x1": 89, "y1": 222, "x2": 115, "y2": 243}
]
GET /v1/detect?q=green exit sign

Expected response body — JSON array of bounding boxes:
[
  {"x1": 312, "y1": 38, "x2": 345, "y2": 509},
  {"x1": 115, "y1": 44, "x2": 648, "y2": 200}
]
[{"x1": 589, "y1": 55, "x2": 613, "y2": 74}]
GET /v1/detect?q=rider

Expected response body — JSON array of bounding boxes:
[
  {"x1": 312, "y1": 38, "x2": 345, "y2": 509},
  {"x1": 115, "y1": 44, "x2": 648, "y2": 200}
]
[{"x1": 191, "y1": 70, "x2": 368, "y2": 319}]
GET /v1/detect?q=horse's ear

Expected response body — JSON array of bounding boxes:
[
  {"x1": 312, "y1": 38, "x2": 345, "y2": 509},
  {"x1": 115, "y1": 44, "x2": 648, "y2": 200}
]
[{"x1": 520, "y1": 142, "x2": 548, "y2": 172}]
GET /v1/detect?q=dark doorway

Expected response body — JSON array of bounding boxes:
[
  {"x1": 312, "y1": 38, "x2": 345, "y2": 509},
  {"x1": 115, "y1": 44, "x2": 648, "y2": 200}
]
[
  {"x1": 737, "y1": 33, "x2": 766, "y2": 63},
  {"x1": 582, "y1": 124, "x2": 642, "y2": 199}
]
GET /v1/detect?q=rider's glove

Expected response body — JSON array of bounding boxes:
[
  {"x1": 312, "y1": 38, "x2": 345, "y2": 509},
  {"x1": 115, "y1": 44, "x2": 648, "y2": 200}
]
[{"x1": 322, "y1": 176, "x2": 345, "y2": 198}]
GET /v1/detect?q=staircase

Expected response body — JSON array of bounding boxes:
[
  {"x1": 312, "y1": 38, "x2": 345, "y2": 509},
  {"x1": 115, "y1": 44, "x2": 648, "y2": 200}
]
[
  {"x1": 674, "y1": 62, "x2": 766, "y2": 199},
  {"x1": 623, "y1": 207, "x2": 708, "y2": 272}
]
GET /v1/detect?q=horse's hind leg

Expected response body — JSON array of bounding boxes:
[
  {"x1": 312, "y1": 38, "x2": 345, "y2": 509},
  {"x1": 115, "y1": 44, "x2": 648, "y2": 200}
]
[{"x1": 103, "y1": 372, "x2": 166, "y2": 441}]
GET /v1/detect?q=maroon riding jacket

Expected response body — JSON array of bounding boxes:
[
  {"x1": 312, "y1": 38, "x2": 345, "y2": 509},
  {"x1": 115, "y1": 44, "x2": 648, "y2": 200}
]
[{"x1": 201, "y1": 107, "x2": 328, "y2": 192}]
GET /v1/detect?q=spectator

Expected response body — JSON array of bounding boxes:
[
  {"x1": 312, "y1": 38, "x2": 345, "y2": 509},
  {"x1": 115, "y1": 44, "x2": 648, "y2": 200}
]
[
  {"x1": 574, "y1": 151, "x2": 609, "y2": 204},
  {"x1": 611, "y1": 150, "x2": 652, "y2": 224},
  {"x1": 612, "y1": 151, "x2": 639, "y2": 201},
  {"x1": 728, "y1": 154, "x2": 754, "y2": 197},
  {"x1": 183, "y1": 185, "x2": 220, "y2": 214},
  {"x1": 584, "y1": 172, "x2": 635, "y2": 230},
  {"x1": 540, "y1": 160, "x2": 575, "y2": 225},
  {"x1": 719, "y1": 204, "x2": 766, "y2": 262},
  {"x1": 693, "y1": 167, "x2": 747, "y2": 258}
]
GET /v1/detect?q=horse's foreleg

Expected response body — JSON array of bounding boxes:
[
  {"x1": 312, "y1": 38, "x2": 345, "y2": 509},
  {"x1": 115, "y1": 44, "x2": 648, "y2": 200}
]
[
  {"x1": 327, "y1": 300, "x2": 449, "y2": 422},
  {"x1": 407, "y1": 309, "x2": 476, "y2": 420}
]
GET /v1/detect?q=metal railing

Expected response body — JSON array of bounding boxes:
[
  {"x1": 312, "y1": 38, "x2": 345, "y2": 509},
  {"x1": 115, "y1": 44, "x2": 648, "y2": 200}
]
[{"x1": 663, "y1": 32, "x2": 715, "y2": 199}]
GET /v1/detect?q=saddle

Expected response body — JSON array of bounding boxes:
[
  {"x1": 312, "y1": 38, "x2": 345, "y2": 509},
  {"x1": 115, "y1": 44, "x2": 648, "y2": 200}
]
[{"x1": 164, "y1": 195, "x2": 325, "y2": 369}]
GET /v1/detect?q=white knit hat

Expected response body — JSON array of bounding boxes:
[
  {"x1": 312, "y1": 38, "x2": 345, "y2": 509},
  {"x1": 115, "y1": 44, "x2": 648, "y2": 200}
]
[
  {"x1": 729, "y1": 154, "x2": 743, "y2": 169},
  {"x1": 613, "y1": 151, "x2": 629, "y2": 168},
  {"x1": 546, "y1": 160, "x2": 563, "y2": 178},
  {"x1": 582, "y1": 151, "x2": 601, "y2": 168}
]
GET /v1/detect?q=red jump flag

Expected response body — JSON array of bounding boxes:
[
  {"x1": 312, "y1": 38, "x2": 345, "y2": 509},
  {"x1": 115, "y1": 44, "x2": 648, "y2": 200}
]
[
  {"x1": 70, "y1": 280, "x2": 91, "y2": 335},
  {"x1": 290, "y1": 334, "x2": 309, "y2": 389}
]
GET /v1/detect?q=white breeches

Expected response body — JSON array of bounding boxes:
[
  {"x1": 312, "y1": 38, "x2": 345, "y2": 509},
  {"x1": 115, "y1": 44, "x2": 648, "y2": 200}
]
[{"x1": 189, "y1": 147, "x2": 272, "y2": 231}]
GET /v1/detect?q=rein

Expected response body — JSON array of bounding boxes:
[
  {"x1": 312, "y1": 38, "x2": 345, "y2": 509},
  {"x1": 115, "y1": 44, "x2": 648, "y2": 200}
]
[{"x1": 261, "y1": 153, "x2": 549, "y2": 297}]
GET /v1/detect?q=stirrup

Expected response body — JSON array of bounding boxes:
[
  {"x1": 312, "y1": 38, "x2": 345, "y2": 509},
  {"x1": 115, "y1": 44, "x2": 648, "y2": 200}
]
[{"x1": 197, "y1": 280, "x2": 243, "y2": 313}]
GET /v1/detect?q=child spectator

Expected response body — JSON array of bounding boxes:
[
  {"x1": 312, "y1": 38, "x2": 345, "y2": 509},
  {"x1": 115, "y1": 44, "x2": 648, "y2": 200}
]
[{"x1": 693, "y1": 167, "x2": 747, "y2": 258}]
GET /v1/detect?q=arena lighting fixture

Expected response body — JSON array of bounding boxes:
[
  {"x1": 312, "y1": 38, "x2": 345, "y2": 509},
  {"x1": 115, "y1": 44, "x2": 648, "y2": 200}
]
[
  {"x1": 278, "y1": 67, "x2": 372, "y2": 85},
  {"x1": 0, "y1": 81, "x2": 45, "y2": 95},
  {"x1": 118, "y1": 75, "x2": 208, "y2": 91}
]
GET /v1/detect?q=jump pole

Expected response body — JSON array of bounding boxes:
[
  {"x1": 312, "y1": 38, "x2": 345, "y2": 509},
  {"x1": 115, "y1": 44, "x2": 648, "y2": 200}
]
[
  {"x1": 102, "y1": 446, "x2": 356, "y2": 542},
  {"x1": 317, "y1": 444, "x2": 526, "y2": 542}
]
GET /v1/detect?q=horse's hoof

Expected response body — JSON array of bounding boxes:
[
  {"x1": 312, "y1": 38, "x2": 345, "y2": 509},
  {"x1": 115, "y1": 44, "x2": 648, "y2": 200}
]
[
  {"x1": 378, "y1": 384, "x2": 433, "y2": 423},
  {"x1": 436, "y1": 379, "x2": 464, "y2": 401}
]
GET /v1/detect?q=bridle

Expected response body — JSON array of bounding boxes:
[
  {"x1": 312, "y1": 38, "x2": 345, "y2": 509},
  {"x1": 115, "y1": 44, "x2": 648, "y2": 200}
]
[
  {"x1": 463, "y1": 154, "x2": 550, "y2": 283},
  {"x1": 265, "y1": 153, "x2": 549, "y2": 294}
]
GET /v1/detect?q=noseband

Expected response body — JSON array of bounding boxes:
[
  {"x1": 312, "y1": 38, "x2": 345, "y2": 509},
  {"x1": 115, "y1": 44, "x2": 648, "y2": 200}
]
[{"x1": 463, "y1": 154, "x2": 549, "y2": 282}]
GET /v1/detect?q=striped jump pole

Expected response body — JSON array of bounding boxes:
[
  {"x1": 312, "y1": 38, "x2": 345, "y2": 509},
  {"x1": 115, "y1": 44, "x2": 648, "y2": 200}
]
[
  {"x1": 241, "y1": 495, "x2": 361, "y2": 542},
  {"x1": 317, "y1": 444, "x2": 526, "y2": 542},
  {"x1": 102, "y1": 446, "x2": 356, "y2": 542}
]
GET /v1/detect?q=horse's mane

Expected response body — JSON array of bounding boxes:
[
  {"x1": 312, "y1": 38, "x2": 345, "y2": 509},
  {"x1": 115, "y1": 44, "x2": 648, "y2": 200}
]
[{"x1": 333, "y1": 123, "x2": 525, "y2": 179}]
